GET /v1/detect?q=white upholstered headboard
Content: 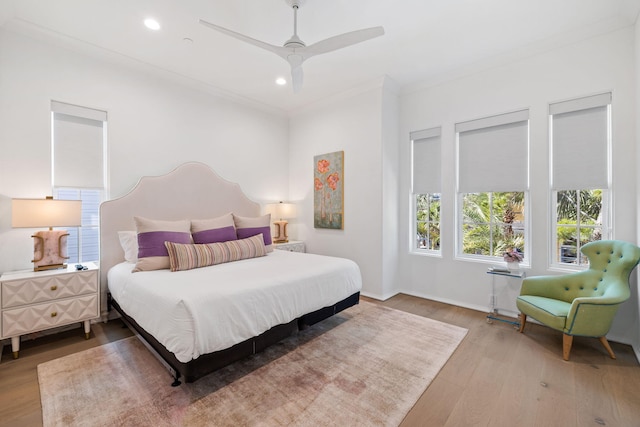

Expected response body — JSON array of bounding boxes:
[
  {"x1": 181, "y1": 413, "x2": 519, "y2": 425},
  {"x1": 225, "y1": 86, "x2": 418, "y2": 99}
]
[{"x1": 99, "y1": 162, "x2": 260, "y2": 315}]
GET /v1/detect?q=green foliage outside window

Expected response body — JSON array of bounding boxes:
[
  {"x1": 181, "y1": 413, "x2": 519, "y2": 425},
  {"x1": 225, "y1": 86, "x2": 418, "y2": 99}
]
[
  {"x1": 555, "y1": 190, "x2": 603, "y2": 264},
  {"x1": 462, "y1": 192, "x2": 525, "y2": 259},
  {"x1": 416, "y1": 194, "x2": 440, "y2": 250}
]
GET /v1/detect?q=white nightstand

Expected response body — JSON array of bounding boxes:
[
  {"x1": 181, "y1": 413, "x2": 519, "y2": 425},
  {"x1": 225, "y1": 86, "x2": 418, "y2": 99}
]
[
  {"x1": 1, "y1": 263, "x2": 99, "y2": 359},
  {"x1": 274, "y1": 240, "x2": 305, "y2": 253}
]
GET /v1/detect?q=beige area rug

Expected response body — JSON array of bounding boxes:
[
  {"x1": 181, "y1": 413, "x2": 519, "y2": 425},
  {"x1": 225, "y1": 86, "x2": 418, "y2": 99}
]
[{"x1": 38, "y1": 302, "x2": 467, "y2": 427}]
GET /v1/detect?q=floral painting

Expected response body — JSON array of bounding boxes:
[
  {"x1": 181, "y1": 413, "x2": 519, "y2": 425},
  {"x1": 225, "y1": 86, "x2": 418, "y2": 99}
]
[{"x1": 314, "y1": 151, "x2": 344, "y2": 229}]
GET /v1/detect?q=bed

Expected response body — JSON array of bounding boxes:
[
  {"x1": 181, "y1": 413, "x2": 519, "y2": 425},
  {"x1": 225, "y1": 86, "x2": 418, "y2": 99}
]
[{"x1": 100, "y1": 162, "x2": 362, "y2": 385}]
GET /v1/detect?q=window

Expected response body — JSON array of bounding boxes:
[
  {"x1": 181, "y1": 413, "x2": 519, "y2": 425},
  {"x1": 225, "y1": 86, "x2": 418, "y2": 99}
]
[
  {"x1": 456, "y1": 110, "x2": 529, "y2": 262},
  {"x1": 550, "y1": 93, "x2": 611, "y2": 266},
  {"x1": 51, "y1": 101, "x2": 107, "y2": 263},
  {"x1": 411, "y1": 128, "x2": 441, "y2": 252},
  {"x1": 461, "y1": 192, "x2": 524, "y2": 257}
]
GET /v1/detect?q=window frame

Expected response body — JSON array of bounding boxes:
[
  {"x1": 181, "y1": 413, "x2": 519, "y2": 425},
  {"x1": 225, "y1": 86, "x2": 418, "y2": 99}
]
[
  {"x1": 51, "y1": 101, "x2": 108, "y2": 264},
  {"x1": 455, "y1": 111, "x2": 530, "y2": 265},
  {"x1": 456, "y1": 191, "x2": 529, "y2": 265},
  {"x1": 412, "y1": 192, "x2": 442, "y2": 254},
  {"x1": 548, "y1": 96, "x2": 612, "y2": 270},
  {"x1": 53, "y1": 187, "x2": 105, "y2": 263},
  {"x1": 410, "y1": 127, "x2": 442, "y2": 256}
]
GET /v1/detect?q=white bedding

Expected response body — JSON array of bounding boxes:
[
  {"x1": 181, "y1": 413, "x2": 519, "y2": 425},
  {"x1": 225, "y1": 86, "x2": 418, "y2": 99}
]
[{"x1": 108, "y1": 250, "x2": 362, "y2": 363}]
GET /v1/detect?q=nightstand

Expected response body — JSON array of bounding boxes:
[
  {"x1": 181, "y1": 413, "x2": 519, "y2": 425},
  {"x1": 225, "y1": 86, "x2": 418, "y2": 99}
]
[
  {"x1": 1, "y1": 263, "x2": 99, "y2": 359},
  {"x1": 274, "y1": 240, "x2": 305, "y2": 253}
]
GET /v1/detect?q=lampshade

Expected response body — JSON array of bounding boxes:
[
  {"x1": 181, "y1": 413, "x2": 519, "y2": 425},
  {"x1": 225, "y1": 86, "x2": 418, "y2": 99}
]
[
  {"x1": 12, "y1": 198, "x2": 82, "y2": 228},
  {"x1": 12, "y1": 197, "x2": 82, "y2": 271},
  {"x1": 267, "y1": 202, "x2": 296, "y2": 220}
]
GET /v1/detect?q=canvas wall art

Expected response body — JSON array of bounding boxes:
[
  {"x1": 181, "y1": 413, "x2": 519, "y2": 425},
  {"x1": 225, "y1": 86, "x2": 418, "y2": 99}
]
[{"x1": 314, "y1": 151, "x2": 344, "y2": 229}]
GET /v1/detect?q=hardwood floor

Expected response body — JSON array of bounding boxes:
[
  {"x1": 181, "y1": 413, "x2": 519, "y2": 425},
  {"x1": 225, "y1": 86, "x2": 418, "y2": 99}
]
[
  {"x1": 1, "y1": 294, "x2": 639, "y2": 427},
  {"x1": 0, "y1": 320, "x2": 133, "y2": 427},
  {"x1": 371, "y1": 295, "x2": 640, "y2": 427}
]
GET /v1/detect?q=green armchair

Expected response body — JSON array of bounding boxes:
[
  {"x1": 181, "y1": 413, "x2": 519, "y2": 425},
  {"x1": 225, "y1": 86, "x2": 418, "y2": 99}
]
[{"x1": 517, "y1": 240, "x2": 640, "y2": 361}]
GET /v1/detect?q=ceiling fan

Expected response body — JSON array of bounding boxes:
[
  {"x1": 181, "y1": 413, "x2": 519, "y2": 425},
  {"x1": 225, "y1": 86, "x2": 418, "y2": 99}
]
[{"x1": 199, "y1": 0, "x2": 384, "y2": 93}]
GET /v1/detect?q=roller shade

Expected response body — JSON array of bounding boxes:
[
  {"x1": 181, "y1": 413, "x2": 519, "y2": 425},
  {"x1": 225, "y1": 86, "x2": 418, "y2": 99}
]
[
  {"x1": 52, "y1": 101, "x2": 106, "y2": 189},
  {"x1": 411, "y1": 127, "x2": 441, "y2": 194},
  {"x1": 457, "y1": 110, "x2": 529, "y2": 193},
  {"x1": 551, "y1": 94, "x2": 610, "y2": 191}
]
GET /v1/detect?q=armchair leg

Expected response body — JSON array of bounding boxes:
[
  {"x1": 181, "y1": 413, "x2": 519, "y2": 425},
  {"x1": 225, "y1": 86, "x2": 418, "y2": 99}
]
[
  {"x1": 518, "y1": 313, "x2": 526, "y2": 333},
  {"x1": 598, "y1": 336, "x2": 616, "y2": 359},
  {"x1": 562, "y1": 334, "x2": 573, "y2": 361}
]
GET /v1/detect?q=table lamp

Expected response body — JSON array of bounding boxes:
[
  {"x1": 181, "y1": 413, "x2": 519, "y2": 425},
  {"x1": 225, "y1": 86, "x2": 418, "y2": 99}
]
[
  {"x1": 267, "y1": 202, "x2": 296, "y2": 243},
  {"x1": 12, "y1": 197, "x2": 82, "y2": 271}
]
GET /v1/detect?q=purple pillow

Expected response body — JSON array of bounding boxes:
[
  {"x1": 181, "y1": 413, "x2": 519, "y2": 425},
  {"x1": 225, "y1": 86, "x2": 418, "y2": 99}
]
[
  {"x1": 132, "y1": 217, "x2": 191, "y2": 272},
  {"x1": 191, "y1": 213, "x2": 237, "y2": 244}
]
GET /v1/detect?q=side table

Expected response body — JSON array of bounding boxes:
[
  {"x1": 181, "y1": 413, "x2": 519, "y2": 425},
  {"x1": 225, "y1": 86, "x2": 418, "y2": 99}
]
[
  {"x1": 274, "y1": 240, "x2": 305, "y2": 253},
  {"x1": 486, "y1": 268, "x2": 525, "y2": 328},
  {"x1": 1, "y1": 263, "x2": 99, "y2": 359}
]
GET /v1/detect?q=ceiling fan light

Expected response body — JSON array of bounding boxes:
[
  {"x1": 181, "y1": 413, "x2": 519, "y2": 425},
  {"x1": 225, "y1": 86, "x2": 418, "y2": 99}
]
[
  {"x1": 144, "y1": 18, "x2": 161, "y2": 31},
  {"x1": 276, "y1": 77, "x2": 287, "y2": 86}
]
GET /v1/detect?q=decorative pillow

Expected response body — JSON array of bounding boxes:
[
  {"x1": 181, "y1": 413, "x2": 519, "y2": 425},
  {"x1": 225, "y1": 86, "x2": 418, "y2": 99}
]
[
  {"x1": 191, "y1": 213, "x2": 237, "y2": 244},
  {"x1": 164, "y1": 234, "x2": 267, "y2": 272},
  {"x1": 133, "y1": 217, "x2": 191, "y2": 272},
  {"x1": 118, "y1": 231, "x2": 138, "y2": 263},
  {"x1": 233, "y1": 213, "x2": 273, "y2": 252}
]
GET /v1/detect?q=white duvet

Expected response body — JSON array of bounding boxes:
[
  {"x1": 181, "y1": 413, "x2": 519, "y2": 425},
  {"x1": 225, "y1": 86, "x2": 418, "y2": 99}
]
[{"x1": 108, "y1": 250, "x2": 362, "y2": 363}]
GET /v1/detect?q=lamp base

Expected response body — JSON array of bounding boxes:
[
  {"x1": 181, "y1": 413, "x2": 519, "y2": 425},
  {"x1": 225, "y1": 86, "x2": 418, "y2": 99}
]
[
  {"x1": 34, "y1": 263, "x2": 68, "y2": 272},
  {"x1": 273, "y1": 220, "x2": 289, "y2": 244},
  {"x1": 32, "y1": 230, "x2": 70, "y2": 272}
]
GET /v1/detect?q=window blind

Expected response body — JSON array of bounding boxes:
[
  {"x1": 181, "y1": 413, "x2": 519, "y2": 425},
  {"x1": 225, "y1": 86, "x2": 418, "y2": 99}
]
[
  {"x1": 456, "y1": 110, "x2": 529, "y2": 193},
  {"x1": 51, "y1": 101, "x2": 106, "y2": 189},
  {"x1": 411, "y1": 127, "x2": 441, "y2": 194},
  {"x1": 551, "y1": 93, "x2": 610, "y2": 191}
]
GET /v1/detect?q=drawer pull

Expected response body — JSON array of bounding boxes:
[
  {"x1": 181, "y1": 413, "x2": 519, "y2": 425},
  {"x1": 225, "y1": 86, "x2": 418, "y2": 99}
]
[
  {"x1": 50, "y1": 285, "x2": 58, "y2": 291},
  {"x1": 51, "y1": 311, "x2": 57, "y2": 318}
]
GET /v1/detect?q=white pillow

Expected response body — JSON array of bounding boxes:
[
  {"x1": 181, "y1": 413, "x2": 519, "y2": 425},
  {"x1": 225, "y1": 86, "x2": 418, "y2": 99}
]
[{"x1": 118, "y1": 231, "x2": 138, "y2": 263}]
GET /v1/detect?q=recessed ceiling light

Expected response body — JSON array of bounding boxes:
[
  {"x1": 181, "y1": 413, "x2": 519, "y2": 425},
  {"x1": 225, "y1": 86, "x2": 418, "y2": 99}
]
[
  {"x1": 144, "y1": 18, "x2": 161, "y2": 31},
  {"x1": 276, "y1": 77, "x2": 287, "y2": 86}
]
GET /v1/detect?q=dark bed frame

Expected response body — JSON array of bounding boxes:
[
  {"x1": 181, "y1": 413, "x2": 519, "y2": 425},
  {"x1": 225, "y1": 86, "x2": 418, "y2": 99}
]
[{"x1": 108, "y1": 291, "x2": 360, "y2": 385}]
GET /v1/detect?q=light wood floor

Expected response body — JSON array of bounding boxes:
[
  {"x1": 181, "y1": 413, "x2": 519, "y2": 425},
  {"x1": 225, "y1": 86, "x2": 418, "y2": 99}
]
[{"x1": 1, "y1": 294, "x2": 639, "y2": 427}]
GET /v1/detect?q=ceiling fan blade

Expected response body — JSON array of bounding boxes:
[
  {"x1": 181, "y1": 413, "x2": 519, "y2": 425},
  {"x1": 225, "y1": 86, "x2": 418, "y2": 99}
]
[
  {"x1": 199, "y1": 19, "x2": 288, "y2": 57},
  {"x1": 304, "y1": 26, "x2": 384, "y2": 57},
  {"x1": 287, "y1": 54, "x2": 304, "y2": 93},
  {"x1": 291, "y1": 65, "x2": 304, "y2": 93}
]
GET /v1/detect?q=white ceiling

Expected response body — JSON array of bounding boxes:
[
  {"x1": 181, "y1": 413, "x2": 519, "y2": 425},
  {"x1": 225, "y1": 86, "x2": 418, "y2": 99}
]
[{"x1": 1, "y1": 0, "x2": 639, "y2": 114}]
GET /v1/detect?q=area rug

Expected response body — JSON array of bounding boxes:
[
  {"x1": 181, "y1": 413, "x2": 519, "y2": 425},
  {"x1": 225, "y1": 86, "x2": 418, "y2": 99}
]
[{"x1": 38, "y1": 302, "x2": 467, "y2": 427}]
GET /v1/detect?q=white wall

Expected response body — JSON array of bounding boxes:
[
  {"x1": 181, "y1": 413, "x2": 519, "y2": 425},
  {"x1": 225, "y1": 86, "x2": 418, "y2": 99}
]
[
  {"x1": 381, "y1": 78, "x2": 400, "y2": 299},
  {"x1": 399, "y1": 27, "x2": 638, "y2": 343},
  {"x1": 0, "y1": 29, "x2": 289, "y2": 273},
  {"x1": 288, "y1": 82, "x2": 388, "y2": 299},
  {"x1": 635, "y1": 16, "x2": 640, "y2": 358}
]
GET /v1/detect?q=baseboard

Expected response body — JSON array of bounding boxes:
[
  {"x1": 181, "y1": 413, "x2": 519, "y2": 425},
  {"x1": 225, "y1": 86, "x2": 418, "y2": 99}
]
[
  {"x1": 398, "y1": 289, "x2": 489, "y2": 314},
  {"x1": 604, "y1": 333, "x2": 633, "y2": 347},
  {"x1": 607, "y1": 335, "x2": 640, "y2": 363},
  {"x1": 360, "y1": 290, "x2": 400, "y2": 301},
  {"x1": 101, "y1": 310, "x2": 122, "y2": 322}
]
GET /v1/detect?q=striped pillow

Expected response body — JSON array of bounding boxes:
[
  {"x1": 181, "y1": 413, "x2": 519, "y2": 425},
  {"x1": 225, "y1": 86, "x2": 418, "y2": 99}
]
[
  {"x1": 164, "y1": 233, "x2": 267, "y2": 272},
  {"x1": 233, "y1": 213, "x2": 273, "y2": 252}
]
